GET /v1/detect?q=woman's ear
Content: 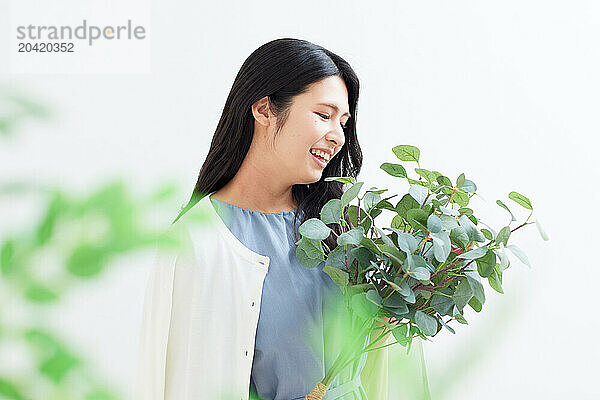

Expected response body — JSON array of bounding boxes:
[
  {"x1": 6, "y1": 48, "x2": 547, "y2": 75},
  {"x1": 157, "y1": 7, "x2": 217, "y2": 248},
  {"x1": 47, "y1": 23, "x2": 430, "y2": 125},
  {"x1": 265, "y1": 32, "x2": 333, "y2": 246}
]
[{"x1": 251, "y1": 96, "x2": 273, "y2": 127}]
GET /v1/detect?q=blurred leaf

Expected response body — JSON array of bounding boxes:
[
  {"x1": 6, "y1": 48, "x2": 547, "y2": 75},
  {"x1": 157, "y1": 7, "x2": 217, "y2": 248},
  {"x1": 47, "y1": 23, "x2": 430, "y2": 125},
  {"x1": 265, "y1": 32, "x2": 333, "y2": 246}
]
[
  {"x1": 7, "y1": 93, "x2": 51, "y2": 118},
  {"x1": 148, "y1": 184, "x2": 177, "y2": 202},
  {"x1": 351, "y1": 292, "x2": 379, "y2": 320},
  {"x1": 85, "y1": 388, "x2": 120, "y2": 400},
  {"x1": 66, "y1": 244, "x2": 107, "y2": 277},
  {"x1": 39, "y1": 348, "x2": 81, "y2": 383},
  {"x1": 23, "y1": 329, "x2": 61, "y2": 356},
  {"x1": 507, "y1": 244, "x2": 531, "y2": 268},
  {"x1": 36, "y1": 192, "x2": 66, "y2": 246},
  {"x1": 0, "y1": 377, "x2": 26, "y2": 400},
  {"x1": 25, "y1": 283, "x2": 59, "y2": 303},
  {"x1": 535, "y1": 219, "x2": 550, "y2": 241},
  {"x1": 1, "y1": 240, "x2": 16, "y2": 276}
]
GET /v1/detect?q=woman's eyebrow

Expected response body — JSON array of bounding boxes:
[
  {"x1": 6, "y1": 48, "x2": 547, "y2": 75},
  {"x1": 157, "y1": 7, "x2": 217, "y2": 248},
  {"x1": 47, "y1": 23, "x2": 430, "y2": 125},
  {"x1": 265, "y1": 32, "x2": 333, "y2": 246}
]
[{"x1": 317, "y1": 102, "x2": 350, "y2": 118}]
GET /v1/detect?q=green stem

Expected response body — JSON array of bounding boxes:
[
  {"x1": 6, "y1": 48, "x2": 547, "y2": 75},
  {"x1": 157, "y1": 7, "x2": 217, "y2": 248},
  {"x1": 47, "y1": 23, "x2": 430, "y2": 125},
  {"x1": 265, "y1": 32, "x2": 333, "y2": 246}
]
[{"x1": 322, "y1": 316, "x2": 374, "y2": 386}]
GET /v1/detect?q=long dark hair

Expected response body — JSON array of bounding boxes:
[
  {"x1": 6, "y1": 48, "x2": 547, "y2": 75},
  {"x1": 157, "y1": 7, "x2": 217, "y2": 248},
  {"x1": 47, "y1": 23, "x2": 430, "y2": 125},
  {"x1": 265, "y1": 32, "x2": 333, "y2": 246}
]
[{"x1": 173, "y1": 38, "x2": 362, "y2": 251}]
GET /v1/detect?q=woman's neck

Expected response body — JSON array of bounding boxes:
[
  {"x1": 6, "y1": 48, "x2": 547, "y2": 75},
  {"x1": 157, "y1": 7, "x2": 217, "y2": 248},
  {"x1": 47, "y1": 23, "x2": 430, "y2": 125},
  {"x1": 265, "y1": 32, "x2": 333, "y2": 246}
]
[{"x1": 210, "y1": 184, "x2": 297, "y2": 213}]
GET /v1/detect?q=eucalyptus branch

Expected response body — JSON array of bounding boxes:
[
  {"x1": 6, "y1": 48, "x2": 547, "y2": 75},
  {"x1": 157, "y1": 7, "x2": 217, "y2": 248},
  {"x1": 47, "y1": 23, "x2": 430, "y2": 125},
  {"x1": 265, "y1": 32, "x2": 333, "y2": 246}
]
[{"x1": 298, "y1": 146, "x2": 546, "y2": 400}]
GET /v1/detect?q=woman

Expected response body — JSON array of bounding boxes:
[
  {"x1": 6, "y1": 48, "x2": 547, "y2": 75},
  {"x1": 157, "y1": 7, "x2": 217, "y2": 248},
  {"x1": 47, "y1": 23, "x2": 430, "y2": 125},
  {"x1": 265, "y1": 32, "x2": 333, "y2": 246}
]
[{"x1": 134, "y1": 38, "x2": 428, "y2": 400}]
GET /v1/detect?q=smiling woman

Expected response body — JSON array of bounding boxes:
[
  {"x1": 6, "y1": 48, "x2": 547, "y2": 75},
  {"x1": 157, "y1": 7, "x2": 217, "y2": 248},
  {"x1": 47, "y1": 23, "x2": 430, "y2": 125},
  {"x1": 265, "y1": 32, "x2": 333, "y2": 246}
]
[
  {"x1": 173, "y1": 39, "x2": 363, "y2": 253},
  {"x1": 135, "y1": 38, "x2": 409, "y2": 400}
]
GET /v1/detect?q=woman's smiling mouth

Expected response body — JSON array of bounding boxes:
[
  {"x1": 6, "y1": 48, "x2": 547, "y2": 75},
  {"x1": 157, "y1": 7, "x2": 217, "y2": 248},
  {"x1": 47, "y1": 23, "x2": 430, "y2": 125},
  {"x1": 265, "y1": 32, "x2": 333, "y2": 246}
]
[{"x1": 310, "y1": 148, "x2": 330, "y2": 168}]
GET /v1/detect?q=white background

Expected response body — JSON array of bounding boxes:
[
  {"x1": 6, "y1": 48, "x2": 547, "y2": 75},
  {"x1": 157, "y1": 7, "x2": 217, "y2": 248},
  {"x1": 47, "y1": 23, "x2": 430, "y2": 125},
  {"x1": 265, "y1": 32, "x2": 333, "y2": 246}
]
[{"x1": 1, "y1": 0, "x2": 598, "y2": 399}]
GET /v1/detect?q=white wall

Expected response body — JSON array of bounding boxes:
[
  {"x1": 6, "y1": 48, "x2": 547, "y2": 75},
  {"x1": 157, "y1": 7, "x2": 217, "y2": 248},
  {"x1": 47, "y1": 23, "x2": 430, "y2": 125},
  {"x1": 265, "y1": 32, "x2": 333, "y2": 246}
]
[{"x1": 1, "y1": 0, "x2": 598, "y2": 398}]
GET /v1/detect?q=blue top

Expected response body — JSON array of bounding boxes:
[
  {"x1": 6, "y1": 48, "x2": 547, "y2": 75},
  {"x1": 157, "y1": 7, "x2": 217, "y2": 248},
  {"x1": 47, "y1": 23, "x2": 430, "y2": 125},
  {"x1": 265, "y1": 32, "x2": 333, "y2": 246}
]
[{"x1": 209, "y1": 197, "x2": 369, "y2": 400}]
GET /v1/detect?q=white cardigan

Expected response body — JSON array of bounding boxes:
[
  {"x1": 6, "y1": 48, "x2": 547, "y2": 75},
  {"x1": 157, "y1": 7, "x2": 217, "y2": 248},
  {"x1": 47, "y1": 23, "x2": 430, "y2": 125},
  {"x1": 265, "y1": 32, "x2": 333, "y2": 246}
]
[
  {"x1": 134, "y1": 193, "x2": 272, "y2": 400},
  {"x1": 133, "y1": 193, "x2": 426, "y2": 400}
]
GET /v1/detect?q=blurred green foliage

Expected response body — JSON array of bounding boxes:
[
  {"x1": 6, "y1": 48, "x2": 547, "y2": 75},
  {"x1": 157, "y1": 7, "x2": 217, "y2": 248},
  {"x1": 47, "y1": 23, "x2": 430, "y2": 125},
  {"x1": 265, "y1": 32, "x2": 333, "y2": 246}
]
[
  {"x1": 0, "y1": 89, "x2": 180, "y2": 400},
  {"x1": 0, "y1": 88, "x2": 51, "y2": 137}
]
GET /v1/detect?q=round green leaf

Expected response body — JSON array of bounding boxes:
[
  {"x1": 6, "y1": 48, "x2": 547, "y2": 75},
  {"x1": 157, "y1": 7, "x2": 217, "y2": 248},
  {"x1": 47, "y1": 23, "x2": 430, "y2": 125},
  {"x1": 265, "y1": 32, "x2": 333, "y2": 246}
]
[
  {"x1": 410, "y1": 267, "x2": 430, "y2": 280},
  {"x1": 299, "y1": 218, "x2": 331, "y2": 240},
  {"x1": 460, "y1": 179, "x2": 477, "y2": 193},
  {"x1": 427, "y1": 215, "x2": 442, "y2": 233},
  {"x1": 415, "y1": 311, "x2": 437, "y2": 336},
  {"x1": 337, "y1": 227, "x2": 365, "y2": 246},
  {"x1": 320, "y1": 198, "x2": 343, "y2": 224},
  {"x1": 395, "y1": 231, "x2": 418, "y2": 254}
]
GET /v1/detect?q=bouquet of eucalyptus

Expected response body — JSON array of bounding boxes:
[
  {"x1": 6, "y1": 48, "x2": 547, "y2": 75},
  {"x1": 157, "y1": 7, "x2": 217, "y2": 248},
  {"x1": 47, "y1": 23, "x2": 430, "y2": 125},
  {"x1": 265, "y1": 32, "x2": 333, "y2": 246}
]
[{"x1": 298, "y1": 145, "x2": 549, "y2": 400}]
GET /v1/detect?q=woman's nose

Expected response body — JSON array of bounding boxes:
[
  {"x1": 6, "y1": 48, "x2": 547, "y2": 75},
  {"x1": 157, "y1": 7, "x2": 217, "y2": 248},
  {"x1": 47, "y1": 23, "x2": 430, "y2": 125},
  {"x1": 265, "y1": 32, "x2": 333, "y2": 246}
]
[{"x1": 326, "y1": 129, "x2": 344, "y2": 147}]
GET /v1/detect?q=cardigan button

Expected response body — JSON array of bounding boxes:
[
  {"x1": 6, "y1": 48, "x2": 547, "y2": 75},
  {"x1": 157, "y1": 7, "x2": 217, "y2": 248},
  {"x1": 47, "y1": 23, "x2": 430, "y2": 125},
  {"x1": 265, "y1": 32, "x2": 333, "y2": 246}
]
[
  {"x1": 251, "y1": 301, "x2": 255, "y2": 307},
  {"x1": 245, "y1": 350, "x2": 248, "y2": 356}
]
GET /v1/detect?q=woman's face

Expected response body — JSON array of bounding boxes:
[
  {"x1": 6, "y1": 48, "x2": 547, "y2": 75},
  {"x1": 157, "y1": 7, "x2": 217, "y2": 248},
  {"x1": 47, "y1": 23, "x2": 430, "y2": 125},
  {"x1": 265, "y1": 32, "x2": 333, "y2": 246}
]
[{"x1": 269, "y1": 75, "x2": 350, "y2": 185}]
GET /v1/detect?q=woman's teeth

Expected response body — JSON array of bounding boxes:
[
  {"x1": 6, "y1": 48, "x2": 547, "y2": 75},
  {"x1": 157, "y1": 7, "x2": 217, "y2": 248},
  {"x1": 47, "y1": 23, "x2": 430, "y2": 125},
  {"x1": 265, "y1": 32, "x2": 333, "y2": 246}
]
[{"x1": 310, "y1": 149, "x2": 330, "y2": 162}]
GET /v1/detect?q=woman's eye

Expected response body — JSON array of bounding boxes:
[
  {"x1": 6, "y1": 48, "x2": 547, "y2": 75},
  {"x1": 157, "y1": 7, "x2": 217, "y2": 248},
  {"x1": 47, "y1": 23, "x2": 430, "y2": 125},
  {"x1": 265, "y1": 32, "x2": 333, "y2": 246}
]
[{"x1": 317, "y1": 112, "x2": 347, "y2": 129}]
